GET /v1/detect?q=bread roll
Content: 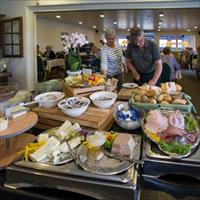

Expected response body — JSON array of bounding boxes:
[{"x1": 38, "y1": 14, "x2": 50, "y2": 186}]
[
  {"x1": 134, "y1": 95, "x2": 141, "y2": 102},
  {"x1": 148, "y1": 98, "x2": 157, "y2": 104},
  {"x1": 175, "y1": 84, "x2": 182, "y2": 91},
  {"x1": 160, "y1": 100, "x2": 169, "y2": 105},
  {"x1": 157, "y1": 94, "x2": 164, "y2": 102},
  {"x1": 172, "y1": 98, "x2": 187, "y2": 105},
  {"x1": 146, "y1": 90, "x2": 155, "y2": 97},
  {"x1": 163, "y1": 94, "x2": 172, "y2": 102},
  {"x1": 138, "y1": 89, "x2": 146, "y2": 96}
]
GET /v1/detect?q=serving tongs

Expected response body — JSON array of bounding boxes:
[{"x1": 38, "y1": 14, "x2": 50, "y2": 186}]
[
  {"x1": 65, "y1": 140, "x2": 80, "y2": 167},
  {"x1": 103, "y1": 150, "x2": 143, "y2": 165}
]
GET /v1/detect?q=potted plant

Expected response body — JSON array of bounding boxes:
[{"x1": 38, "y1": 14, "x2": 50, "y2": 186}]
[{"x1": 61, "y1": 32, "x2": 88, "y2": 76}]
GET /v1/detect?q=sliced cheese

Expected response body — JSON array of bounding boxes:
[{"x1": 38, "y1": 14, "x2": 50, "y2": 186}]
[
  {"x1": 59, "y1": 137, "x2": 81, "y2": 153},
  {"x1": 30, "y1": 137, "x2": 60, "y2": 162}
]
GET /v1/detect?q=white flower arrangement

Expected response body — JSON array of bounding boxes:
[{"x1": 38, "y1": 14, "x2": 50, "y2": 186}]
[{"x1": 61, "y1": 32, "x2": 88, "y2": 54}]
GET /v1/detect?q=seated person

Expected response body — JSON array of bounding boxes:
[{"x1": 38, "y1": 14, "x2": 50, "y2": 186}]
[
  {"x1": 43, "y1": 45, "x2": 56, "y2": 60},
  {"x1": 37, "y1": 44, "x2": 43, "y2": 57},
  {"x1": 162, "y1": 46, "x2": 180, "y2": 81}
]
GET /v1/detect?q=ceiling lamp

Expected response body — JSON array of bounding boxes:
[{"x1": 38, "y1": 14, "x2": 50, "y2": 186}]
[
  {"x1": 100, "y1": 14, "x2": 104, "y2": 18},
  {"x1": 159, "y1": 13, "x2": 164, "y2": 17},
  {"x1": 78, "y1": 21, "x2": 83, "y2": 25},
  {"x1": 93, "y1": 25, "x2": 96, "y2": 29},
  {"x1": 194, "y1": 26, "x2": 198, "y2": 29},
  {"x1": 128, "y1": 29, "x2": 130, "y2": 32},
  {"x1": 187, "y1": 29, "x2": 191, "y2": 32},
  {"x1": 113, "y1": 21, "x2": 117, "y2": 24},
  {"x1": 56, "y1": 15, "x2": 61, "y2": 19}
]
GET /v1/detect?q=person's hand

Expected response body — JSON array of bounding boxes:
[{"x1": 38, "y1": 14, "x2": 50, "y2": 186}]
[
  {"x1": 148, "y1": 78, "x2": 157, "y2": 86},
  {"x1": 132, "y1": 73, "x2": 140, "y2": 81},
  {"x1": 101, "y1": 70, "x2": 107, "y2": 78}
]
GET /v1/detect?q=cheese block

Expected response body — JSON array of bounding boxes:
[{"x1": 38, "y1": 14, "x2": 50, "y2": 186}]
[
  {"x1": 30, "y1": 137, "x2": 60, "y2": 162},
  {"x1": 58, "y1": 137, "x2": 81, "y2": 153}
]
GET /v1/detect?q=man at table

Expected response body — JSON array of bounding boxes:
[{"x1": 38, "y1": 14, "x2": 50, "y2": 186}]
[{"x1": 126, "y1": 27, "x2": 162, "y2": 86}]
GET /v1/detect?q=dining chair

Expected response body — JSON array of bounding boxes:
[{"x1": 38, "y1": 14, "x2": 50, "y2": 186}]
[
  {"x1": 160, "y1": 62, "x2": 171, "y2": 83},
  {"x1": 44, "y1": 59, "x2": 65, "y2": 81}
]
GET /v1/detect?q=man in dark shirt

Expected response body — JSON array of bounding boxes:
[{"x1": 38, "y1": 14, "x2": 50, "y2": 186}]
[{"x1": 126, "y1": 27, "x2": 162, "y2": 86}]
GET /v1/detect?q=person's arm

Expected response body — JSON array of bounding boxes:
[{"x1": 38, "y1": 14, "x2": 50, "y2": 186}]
[
  {"x1": 148, "y1": 42, "x2": 162, "y2": 86},
  {"x1": 148, "y1": 59, "x2": 162, "y2": 86},
  {"x1": 100, "y1": 47, "x2": 108, "y2": 77},
  {"x1": 125, "y1": 43, "x2": 140, "y2": 80},
  {"x1": 126, "y1": 58, "x2": 140, "y2": 80}
]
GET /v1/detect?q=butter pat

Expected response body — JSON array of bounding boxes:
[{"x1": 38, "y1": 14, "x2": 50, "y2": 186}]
[{"x1": 0, "y1": 118, "x2": 8, "y2": 131}]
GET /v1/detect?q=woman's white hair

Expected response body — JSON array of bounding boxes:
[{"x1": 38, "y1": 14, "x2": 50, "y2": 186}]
[{"x1": 105, "y1": 29, "x2": 116, "y2": 38}]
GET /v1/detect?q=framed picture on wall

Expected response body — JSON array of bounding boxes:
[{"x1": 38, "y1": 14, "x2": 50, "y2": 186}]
[{"x1": 2, "y1": 17, "x2": 23, "y2": 57}]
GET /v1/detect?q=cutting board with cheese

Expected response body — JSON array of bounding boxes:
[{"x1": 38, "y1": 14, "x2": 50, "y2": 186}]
[{"x1": 33, "y1": 105, "x2": 114, "y2": 130}]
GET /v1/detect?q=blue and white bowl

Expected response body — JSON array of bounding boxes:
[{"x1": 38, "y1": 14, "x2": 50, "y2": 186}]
[{"x1": 114, "y1": 102, "x2": 145, "y2": 130}]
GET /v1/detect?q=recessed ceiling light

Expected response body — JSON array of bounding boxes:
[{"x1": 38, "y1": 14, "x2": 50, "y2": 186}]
[
  {"x1": 187, "y1": 29, "x2": 191, "y2": 32},
  {"x1": 158, "y1": 21, "x2": 162, "y2": 25},
  {"x1": 93, "y1": 25, "x2": 96, "y2": 29},
  {"x1": 113, "y1": 21, "x2": 117, "y2": 24},
  {"x1": 56, "y1": 15, "x2": 61, "y2": 19},
  {"x1": 100, "y1": 14, "x2": 104, "y2": 18},
  {"x1": 103, "y1": 28, "x2": 106, "y2": 31},
  {"x1": 128, "y1": 29, "x2": 130, "y2": 31},
  {"x1": 194, "y1": 26, "x2": 198, "y2": 29},
  {"x1": 159, "y1": 13, "x2": 164, "y2": 17},
  {"x1": 158, "y1": 29, "x2": 161, "y2": 32},
  {"x1": 158, "y1": 26, "x2": 161, "y2": 29},
  {"x1": 78, "y1": 21, "x2": 83, "y2": 25}
]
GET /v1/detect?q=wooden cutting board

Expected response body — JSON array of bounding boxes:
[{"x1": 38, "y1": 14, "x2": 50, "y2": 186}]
[
  {"x1": 118, "y1": 88, "x2": 134, "y2": 100},
  {"x1": 33, "y1": 105, "x2": 114, "y2": 130}
]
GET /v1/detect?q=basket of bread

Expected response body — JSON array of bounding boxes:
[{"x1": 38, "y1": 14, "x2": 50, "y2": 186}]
[{"x1": 129, "y1": 82, "x2": 196, "y2": 113}]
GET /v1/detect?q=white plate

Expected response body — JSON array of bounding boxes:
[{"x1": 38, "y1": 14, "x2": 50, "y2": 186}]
[{"x1": 122, "y1": 83, "x2": 138, "y2": 89}]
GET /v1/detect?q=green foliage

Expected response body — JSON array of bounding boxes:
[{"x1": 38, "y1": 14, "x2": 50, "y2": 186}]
[{"x1": 67, "y1": 50, "x2": 81, "y2": 71}]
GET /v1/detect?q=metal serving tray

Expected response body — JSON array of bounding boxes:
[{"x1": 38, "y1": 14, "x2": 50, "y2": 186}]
[
  {"x1": 142, "y1": 137, "x2": 200, "y2": 179},
  {"x1": 13, "y1": 133, "x2": 142, "y2": 183},
  {"x1": 5, "y1": 164, "x2": 139, "y2": 200}
]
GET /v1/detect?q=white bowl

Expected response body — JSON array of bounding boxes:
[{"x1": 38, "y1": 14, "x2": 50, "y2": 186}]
[
  {"x1": 114, "y1": 102, "x2": 144, "y2": 130},
  {"x1": 89, "y1": 91, "x2": 117, "y2": 109},
  {"x1": 58, "y1": 97, "x2": 90, "y2": 117},
  {"x1": 86, "y1": 131, "x2": 106, "y2": 148},
  {"x1": 34, "y1": 91, "x2": 65, "y2": 108}
]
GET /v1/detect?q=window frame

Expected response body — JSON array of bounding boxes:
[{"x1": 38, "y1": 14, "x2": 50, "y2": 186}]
[{"x1": 2, "y1": 17, "x2": 23, "y2": 57}]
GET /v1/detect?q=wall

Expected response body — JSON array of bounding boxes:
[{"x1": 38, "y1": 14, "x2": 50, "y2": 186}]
[{"x1": 37, "y1": 17, "x2": 98, "y2": 53}]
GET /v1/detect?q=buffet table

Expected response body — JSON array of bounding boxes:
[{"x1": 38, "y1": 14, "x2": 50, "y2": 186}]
[
  {"x1": 117, "y1": 87, "x2": 133, "y2": 101},
  {"x1": 32, "y1": 105, "x2": 114, "y2": 130}
]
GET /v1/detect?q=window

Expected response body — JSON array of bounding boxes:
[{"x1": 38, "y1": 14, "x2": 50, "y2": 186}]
[
  {"x1": 159, "y1": 35, "x2": 176, "y2": 51},
  {"x1": 2, "y1": 17, "x2": 23, "y2": 57},
  {"x1": 159, "y1": 34, "x2": 195, "y2": 51},
  {"x1": 118, "y1": 34, "x2": 128, "y2": 50}
]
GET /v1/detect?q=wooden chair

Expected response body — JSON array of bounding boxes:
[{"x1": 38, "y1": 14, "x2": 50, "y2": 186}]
[
  {"x1": 160, "y1": 62, "x2": 171, "y2": 83},
  {"x1": 44, "y1": 59, "x2": 65, "y2": 81}
]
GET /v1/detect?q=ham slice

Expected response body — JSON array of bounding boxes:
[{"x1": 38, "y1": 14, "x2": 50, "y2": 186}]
[
  {"x1": 144, "y1": 110, "x2": 169, "y2": 134},
  {"x1": 168, "y1": 111, "x2": 185, "y2": 129},
  {"x1": 163, "y1": 125, "x2": 186, "y2": 137}
]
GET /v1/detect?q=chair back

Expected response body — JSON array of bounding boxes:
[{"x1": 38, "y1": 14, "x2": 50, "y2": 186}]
[
  {"x1": 37, "y1": 56, "x2": 44, "y2": 72},
  {"x1": 160, "y1": 62, "x2": 171, "y2": 83},
  {"x1": 46, "y1": 59, "x2": 65, "y2": 72}
]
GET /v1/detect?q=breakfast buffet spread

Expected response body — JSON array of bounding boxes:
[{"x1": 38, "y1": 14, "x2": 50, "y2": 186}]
[{"x1": 1, "y1": 79, "x2": 200, "y2": 199}]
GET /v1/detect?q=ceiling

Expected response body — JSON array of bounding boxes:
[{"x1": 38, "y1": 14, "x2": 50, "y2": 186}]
[{"x1": 36, "y1": 8, "x2": 200, "y2": 32}]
